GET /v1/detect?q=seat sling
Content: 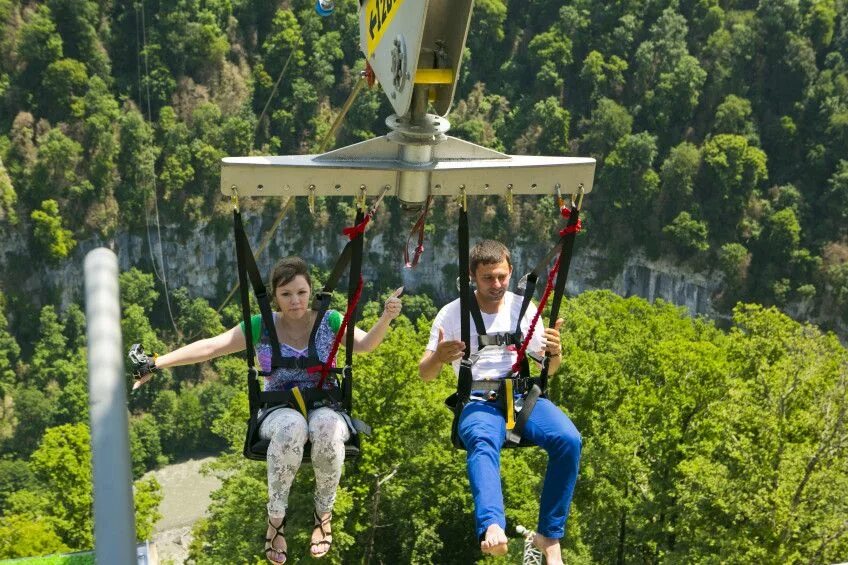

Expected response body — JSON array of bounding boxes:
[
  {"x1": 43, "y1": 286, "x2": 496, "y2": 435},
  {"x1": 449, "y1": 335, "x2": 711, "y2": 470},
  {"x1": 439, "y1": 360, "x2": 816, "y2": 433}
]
[
  {"x1": 446, "y1": 199, "x2": 582, "y2": 449},
  {"x1": 236, "y1": 207, "x2": 371, "y2": 462}
]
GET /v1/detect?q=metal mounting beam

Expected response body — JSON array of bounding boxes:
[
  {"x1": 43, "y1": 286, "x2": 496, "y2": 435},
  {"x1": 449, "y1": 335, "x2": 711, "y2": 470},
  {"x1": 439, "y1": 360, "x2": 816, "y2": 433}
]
[{"x1": 221, "y1": 133, "x2": 595, "y2": 205}]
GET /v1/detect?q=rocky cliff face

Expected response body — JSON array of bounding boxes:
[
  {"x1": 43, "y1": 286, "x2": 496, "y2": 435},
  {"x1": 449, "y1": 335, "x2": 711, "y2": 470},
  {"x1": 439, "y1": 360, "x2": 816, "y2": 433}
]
[{"x1": 7, "y1": 210, "x2": 721, "y2": 320}]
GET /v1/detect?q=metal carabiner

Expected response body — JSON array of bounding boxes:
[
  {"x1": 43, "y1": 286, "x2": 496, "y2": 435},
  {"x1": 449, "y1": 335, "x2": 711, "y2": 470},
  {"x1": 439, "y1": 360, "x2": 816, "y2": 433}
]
[
  {"x1": 308, "y1": 184, "x2": 316, "y2": 215},
  {"x1": 230, "y1": 185, "x2": 239, "y2": 211}
]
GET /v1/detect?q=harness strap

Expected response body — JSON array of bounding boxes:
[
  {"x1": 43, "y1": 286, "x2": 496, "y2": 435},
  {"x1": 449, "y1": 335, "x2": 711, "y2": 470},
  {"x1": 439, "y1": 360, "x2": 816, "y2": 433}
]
[
  {"x1": 511, "y1": 255, "x2": 560, "y2": 373},
  {"x1": 234, "y1": 210, "x2": 286, "y2": 370},
  {"x1": 307, "y1": 205, "x2": 369, "y2": 387},
  {"x1": 457, "y1": 204, "x2": 472, "y2": 405},
  {"x1": 234, "y1": 211, "x2": 260, "y2": 418},
  {"x1": 258, "y1": 386, "x2": 342, "y2": 412},
  {"x1": 539, "y1": 204, "x2": 581, "y2": 391},
  {"x1": 310, "y1": 273, "x2": 363, "y2": 388},
  {"x1": 291, "y1": 387, "x2": 308, "y2": 418},
  {"x1": 506, "y1": 384, "x2": 542, "y2": 446},
  {"x1": 503, "y1": 379, "x2": 515, "y2": 430},
  {"x1": 263, "y1": 357, "x2": 319, "y2": 370}
]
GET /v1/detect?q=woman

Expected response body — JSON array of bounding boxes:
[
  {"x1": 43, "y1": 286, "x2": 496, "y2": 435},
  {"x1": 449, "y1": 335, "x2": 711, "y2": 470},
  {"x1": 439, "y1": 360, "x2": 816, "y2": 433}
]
[{"x1": 133, "y1": 257, "x2": 403, "y2": 563}]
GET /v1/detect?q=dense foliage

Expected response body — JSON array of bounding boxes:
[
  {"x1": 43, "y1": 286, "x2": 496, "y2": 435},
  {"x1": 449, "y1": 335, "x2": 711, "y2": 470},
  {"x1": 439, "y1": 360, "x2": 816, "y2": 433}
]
[
  {"x1": 1, "y1": 0, "x2": 848, "y2": 562},
  {"x1": 0, "y1": 0, "x2": 847, "y2": 326},
  {"x1": 185, "y1": 291, "x2": 848, "y2": 564}
]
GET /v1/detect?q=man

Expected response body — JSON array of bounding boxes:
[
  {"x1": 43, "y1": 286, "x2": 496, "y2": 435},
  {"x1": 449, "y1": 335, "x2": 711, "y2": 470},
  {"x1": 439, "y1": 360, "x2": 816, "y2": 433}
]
[{"x1": 418, "y1": 240, "x2": 581, "y2": 564}]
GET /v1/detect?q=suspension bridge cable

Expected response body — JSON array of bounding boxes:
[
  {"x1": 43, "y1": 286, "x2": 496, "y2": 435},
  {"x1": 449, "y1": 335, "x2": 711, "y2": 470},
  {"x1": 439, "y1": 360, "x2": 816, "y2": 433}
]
[
  {"x1": 138, "y1": 0, "x2": 181, "y2": 337},
  {"x1": 252, "y1": 36, "x2": 303, "y2": 151}
]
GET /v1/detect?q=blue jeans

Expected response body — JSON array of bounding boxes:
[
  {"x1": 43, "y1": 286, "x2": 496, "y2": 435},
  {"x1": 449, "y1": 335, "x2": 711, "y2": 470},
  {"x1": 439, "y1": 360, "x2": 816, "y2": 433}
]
[{"x1": 458, "y1": 397, "x2": 581, "y2": 539}]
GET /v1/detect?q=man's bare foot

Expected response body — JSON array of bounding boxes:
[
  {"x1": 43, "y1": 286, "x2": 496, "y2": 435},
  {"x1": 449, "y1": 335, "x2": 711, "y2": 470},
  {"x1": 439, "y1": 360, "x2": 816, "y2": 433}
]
[
  {"x1": 480, "y1": 523, "x2": 509, "y2": 556},
  {"x1": 532, "y1": 532, "x2": 563, "y2": 564}
]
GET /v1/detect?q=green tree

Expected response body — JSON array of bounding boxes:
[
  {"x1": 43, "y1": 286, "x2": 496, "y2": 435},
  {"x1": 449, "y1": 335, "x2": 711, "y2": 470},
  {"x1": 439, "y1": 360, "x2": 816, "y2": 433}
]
[
  {"x1": 0, "y1": 458, "x2": 35, "y2": 510},
  {"x1": 823, "y1": 160, "x2": 848, "y2": 238},
  {"x1": 0, "y1": 291, "x2": 20, "y2": 392},
  {"x1": 761, "y1": 207, "x2": 801, "y2": 259},
  {"x1": 134, "y1": 476, "x2": 163, "y2": 542},
  {"x1": 662, "y1": 211, "x2": 710, "y2": 256},
  {"x1": 718, "y1": 242, "x2": 751, "y2": 294},
  {"x1": 120, "y1": 268, "x2": 160, "y2": 312},
  {"x1": 0, "y1": 160, "x2": 17, "y2": 226},
  {"x1": 116, "y1": 105, "x2": 158, "y2": 225},
  {"x1": 449, "y1": 83, "x2": 509, "y2": 151},
  {"x1": 45, "y1": 0, "x2": 110, "y2": 79},
  {"x1": 130, "y1": 413, "x2": 164, "y2": 477},
  {"x1": 803, "y1": 0, "x2": 837, "y2": 51},
  {"x1": 598, "y1": 132, "x2": 659, "y2": 235},
  {"x1": 53, "y1": 365, "x2": 89, "y2": 426},
  {"x1": 6, "y1": 387, "x2": 55, "y2": 457},
  {"x1": 31, "y1": 202, "x2": 75, "y2": 262},
  {"x1": 527, "y1": 29, "x2": 573, "y2": 99},
  {"x1": 28, "y1": 128, "x2": 83, "y2": 204},
  {"x1": 30, "y1": 423, "x2": 93, "y2": 549},
  {"x1": 579, "y1": 50, "x2": 627, "y2": 103},
  {"x1": 29, "y1": 305, "x2": 67, "y2": 388},
  {"x1": 713, "y1": 94, "x2": 759, "y2": 142},
  {"x1": 579, "y1": 98, "x2": 633, "y2": 158},
  {"x1": 174, "y1": 387, "x2": 204, "y2": 453},
  {"x1": 40, "y1": 58, "x2": 88, "y2": 121},
  {"x1": 173, "y1": 288, "x2": 225, "y2": 344},
  {"x1": 0, "y1": 513, "x2": 69, "y2": 559},
  {"x1": 531, "y1": 96, "x2": 571, "y2": 155},
  {"x1": 152, "y1": 390, "x2": 179, "y2": 458},
  {"x1": 699, "y1": 134, "x2": 769, "y2": 238},
  {"x1": 675, "y1": 305, "x2": 848, "y2": 562},
  {"x1": 657, "y1": 141, "x2": 701, "y2": 225},
  {"x1": 77, "y1": 76, "x2": 121, "y2": 201},
  {"x1": 15, "y1": 5, "x2": 63, "y2": 92},
  {"x1": 62, "y1": 303, "x2": 87, "y2": 351},
  {"x1": 466, "y1": 0, "x2": 507, "y2": 79}
]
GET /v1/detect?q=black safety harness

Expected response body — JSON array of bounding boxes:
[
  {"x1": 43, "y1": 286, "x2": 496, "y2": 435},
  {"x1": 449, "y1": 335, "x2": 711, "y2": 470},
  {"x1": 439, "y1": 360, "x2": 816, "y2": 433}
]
[
  {"x1": 236, "y1": 202, "x2": 378, "y2": 462},
  {"x1": 446, "y1": 197, "x2": 582, "y2": 449}
]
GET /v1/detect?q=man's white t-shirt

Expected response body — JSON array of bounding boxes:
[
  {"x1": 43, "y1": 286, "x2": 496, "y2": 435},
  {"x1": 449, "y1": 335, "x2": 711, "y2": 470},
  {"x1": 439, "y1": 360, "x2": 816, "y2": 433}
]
[{"x1": 426, "y1": 291, "x2": 545, "y2": 380}]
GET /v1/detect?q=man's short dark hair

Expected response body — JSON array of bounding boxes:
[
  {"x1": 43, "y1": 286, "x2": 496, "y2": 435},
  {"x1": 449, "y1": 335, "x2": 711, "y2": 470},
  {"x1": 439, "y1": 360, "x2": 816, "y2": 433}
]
[{"x1": 469, "y1": 240, "x2": 511, "y2": 274}]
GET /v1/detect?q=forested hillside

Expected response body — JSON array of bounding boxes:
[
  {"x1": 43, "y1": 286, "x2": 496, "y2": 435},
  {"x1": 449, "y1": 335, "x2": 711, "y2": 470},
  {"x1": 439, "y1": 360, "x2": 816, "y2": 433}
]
[{"x1": 0, "y1": 0, "x2": 847, "y2": 562}]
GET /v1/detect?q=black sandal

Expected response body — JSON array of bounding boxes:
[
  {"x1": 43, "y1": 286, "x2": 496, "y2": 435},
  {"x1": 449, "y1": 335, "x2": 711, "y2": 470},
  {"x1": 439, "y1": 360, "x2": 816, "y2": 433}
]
[
  {"x1": 265, "y1": 516, "x2": 287, "y2": 564},
  {"x1": 310, "y1": 510, "x2": 333, "y2": 558}
]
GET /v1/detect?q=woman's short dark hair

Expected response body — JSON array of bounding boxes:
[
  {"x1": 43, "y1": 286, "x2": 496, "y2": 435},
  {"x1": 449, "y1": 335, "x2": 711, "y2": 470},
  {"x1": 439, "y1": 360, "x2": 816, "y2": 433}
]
[
  {"x1": 270, "y1": 257, "x2": 312, "y2": 291},
  {"x1": 469, "y1": 240, "x2": 511, "y2": 274}
]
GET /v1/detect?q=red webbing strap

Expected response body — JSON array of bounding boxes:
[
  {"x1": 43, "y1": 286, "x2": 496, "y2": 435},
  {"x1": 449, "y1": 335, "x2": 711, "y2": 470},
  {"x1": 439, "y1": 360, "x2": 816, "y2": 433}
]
[
  {"x1": 342, "y1": 187, "x2": 389, "y2": 240},
  {"x1": 342, "y1": 213, "x2": 371, "y2": 239},
  {"x1": 308, "y1": 275, "x2": 364, "y2": 388},
  {"x1": 404, "y1": 196, "x2": 433, "y2": 268},
  {"x1": 559, "y1": 206, "x2": 583, "y2": 236},
  {"x1": 511, "y1": 256, "x2": 560, "y2": 373}
]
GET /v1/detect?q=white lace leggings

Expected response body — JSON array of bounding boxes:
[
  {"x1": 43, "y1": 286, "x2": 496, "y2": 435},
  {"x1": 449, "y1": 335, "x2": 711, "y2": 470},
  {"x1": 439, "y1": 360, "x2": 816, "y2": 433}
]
[{"x1": 259, "y1": 406, "x2": 351, "y2": 519}]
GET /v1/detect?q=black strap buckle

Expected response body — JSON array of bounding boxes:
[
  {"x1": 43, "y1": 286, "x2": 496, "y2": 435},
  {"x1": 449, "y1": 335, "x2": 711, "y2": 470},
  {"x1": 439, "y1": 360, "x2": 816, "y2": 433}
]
[
  {"x1": 479, "y1": 332, "x2": 523, "y2": 348},
  {"x1": 311, "y1": 291, "x2": 332, "y2": 309}
]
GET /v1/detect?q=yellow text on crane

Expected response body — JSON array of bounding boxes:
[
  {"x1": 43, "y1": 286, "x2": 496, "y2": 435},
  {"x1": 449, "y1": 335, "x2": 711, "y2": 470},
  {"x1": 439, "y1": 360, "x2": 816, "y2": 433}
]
[{"x1": 366, "y1": 0, "x2": 406, "y2": 57}]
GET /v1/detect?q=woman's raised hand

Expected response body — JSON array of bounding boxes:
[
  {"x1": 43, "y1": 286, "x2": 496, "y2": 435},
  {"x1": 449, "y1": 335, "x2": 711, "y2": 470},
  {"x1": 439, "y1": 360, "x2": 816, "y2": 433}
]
[{"x1": 383, "y1": 287, "x2": 404, "y2": 320}]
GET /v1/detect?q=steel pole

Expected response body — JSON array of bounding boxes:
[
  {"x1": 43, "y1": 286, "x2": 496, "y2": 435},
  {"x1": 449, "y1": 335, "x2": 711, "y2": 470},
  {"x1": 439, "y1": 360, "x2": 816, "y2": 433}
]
[{"x1": 85, "y1": 248, "x2": 136, "y2": 563}]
